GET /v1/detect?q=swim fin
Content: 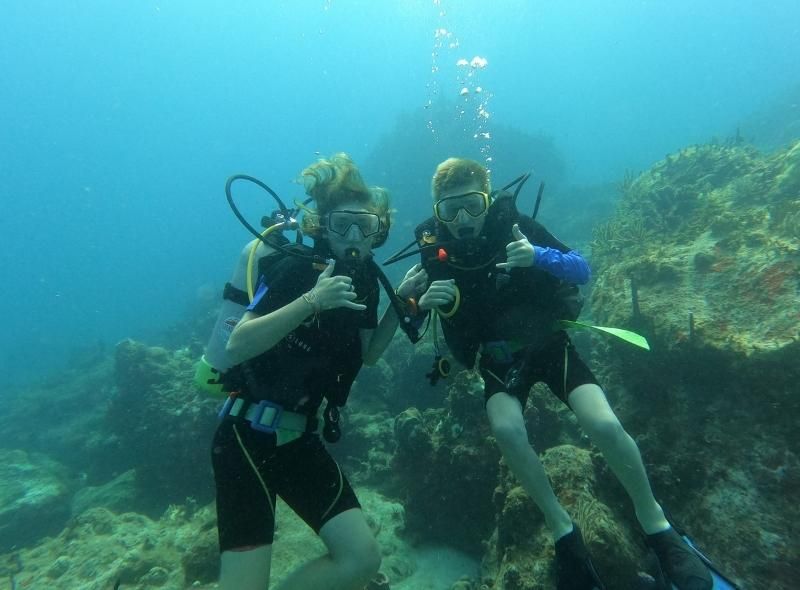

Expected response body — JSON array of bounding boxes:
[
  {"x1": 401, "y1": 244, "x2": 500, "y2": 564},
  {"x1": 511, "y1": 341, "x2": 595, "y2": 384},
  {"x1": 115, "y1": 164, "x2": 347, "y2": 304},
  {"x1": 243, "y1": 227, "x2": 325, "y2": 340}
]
[
  {"x1": 649, "y1": 525, "x2": 741, "y2": 590},
  {"x1": 677, "y1": 533, "x2": 740, "y2": 590}
]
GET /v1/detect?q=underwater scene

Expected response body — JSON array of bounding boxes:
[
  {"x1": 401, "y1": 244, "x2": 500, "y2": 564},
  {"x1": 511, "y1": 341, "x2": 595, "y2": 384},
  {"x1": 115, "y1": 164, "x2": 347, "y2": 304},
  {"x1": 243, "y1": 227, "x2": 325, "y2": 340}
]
[{"x1": 1, "y1": 1, "x2": 798, "y2": 589}]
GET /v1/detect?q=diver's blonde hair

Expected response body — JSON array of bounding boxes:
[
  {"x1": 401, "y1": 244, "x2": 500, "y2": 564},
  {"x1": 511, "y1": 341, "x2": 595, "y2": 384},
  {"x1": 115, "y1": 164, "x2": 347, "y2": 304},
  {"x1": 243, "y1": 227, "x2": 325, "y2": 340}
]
[
  {"x1": 299, "y1": 153, "x2": 391, "y2": 240},
  {"x1": 431, "y1": 157, "x2": 491, "y2": 199}
]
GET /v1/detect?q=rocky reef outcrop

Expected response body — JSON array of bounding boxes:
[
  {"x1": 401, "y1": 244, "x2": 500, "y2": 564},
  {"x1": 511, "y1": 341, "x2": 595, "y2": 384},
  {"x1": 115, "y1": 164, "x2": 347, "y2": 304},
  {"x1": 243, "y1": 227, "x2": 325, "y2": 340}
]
[
  {"x1": 107, "y1": 339, "x2": 219, "y2": 510},
  {"x1": 591, "y1": 141, "x2": 799, "y2": 356},
  {"x1": 587, "y1": 140, "x2": 800, "y2": 589},
  {"x1": 0, "y1": 450, "x2": 71, "y2": 552},
  {"x1": 0, "y1": 339, "x2": 220, "y2": 526},
  {"x1": 482, "y1": 442, "x2": 648, "y2": 589},
  {"x1": 387, "y1": 366, "x2": 654, "y2": 589},
  {"x1": 390, "y1": 370, "x2": 501, "y2": 553},
  {"x1": 0, "y1": 488, "x2": 412, "y2": 590}
]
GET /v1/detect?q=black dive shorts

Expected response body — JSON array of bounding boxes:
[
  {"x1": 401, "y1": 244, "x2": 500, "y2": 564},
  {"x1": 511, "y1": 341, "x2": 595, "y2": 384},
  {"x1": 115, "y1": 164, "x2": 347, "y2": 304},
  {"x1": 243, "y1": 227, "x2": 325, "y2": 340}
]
[
  {"x1": 211, "y1": 420, "x2": 360, "y2": 551},
  {"x1": 479, "y1": 331, "x2": 600, "y2": 408}
]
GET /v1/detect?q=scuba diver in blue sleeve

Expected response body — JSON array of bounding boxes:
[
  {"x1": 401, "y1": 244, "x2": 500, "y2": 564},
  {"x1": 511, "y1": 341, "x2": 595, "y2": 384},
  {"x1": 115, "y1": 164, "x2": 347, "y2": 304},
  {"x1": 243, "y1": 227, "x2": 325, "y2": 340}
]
[{"x1": 388, "y1": 157, "x2": 716, "y2": 590}]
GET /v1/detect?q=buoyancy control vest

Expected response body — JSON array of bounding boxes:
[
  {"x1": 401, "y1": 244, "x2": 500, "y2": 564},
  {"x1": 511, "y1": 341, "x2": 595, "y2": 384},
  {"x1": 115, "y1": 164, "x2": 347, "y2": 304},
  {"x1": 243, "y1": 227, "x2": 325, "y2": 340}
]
[
  {"x1": 414, "y1": 192, "x2": 584, "y2": 367},
  {"x1": 219, "y1": 245, "x2": 378, "y2": 414}
]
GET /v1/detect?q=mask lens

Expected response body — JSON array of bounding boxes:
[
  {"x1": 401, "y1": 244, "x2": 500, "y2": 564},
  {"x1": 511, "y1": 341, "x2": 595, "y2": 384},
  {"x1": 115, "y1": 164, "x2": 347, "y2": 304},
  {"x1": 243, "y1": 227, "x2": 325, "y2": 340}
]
[
  {"x1": 435, "y1": 200, "x2": 459, "y2": 222},
  {"x1": 327, "y1": 211, "x2": 380, "y2": 237},
  {"x1": 327, "y1": 212, "x2": 351, "y2": 235},
  {"x1": 461, "y1": 193, "x2": 487, "y2": 216},
  {"x1": 355, "y1": 214, "x2": 380, "y2": 236},
  {"x1": 435, "y1": 192, "x2": 487, "y2": 222}
]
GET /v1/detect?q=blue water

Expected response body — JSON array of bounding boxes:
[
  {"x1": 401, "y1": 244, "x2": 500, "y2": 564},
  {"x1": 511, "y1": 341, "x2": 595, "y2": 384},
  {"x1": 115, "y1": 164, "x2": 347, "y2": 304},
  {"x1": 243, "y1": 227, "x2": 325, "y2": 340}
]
[{"x1": 1, "y1": 0, "x2": 798, "y2": 386}]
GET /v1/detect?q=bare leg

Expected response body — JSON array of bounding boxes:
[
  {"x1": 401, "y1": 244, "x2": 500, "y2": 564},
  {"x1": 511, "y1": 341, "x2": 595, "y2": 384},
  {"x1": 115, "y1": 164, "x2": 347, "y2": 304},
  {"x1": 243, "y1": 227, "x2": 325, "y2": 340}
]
[
  {"x1": 568, "y1": 384, "x2": 669, "y2": 534},
  {"x1": 487, "y1": 392, "x2": 573, "y2": 539},
  {"x1": 275, "y1": 508, "x2": 381, "y2": 590},
  {"x1": 219, "y1": 544, "x2": 272, "y2": 590}
]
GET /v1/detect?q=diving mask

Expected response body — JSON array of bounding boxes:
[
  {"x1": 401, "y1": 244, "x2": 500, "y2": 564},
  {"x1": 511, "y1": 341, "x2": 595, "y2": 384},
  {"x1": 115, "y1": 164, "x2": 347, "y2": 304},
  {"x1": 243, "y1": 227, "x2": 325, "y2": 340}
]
[
  {"x1": 325, "y1": 210, "x2": 382, "y2": 238},
  {"x1": 434, "y1": 191, "x2": 489, "y2": 223}
]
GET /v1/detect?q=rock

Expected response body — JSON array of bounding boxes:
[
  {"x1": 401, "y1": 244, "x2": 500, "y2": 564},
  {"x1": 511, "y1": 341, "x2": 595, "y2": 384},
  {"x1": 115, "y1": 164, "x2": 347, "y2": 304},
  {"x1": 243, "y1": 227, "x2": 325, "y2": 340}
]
[
  {"x1": 591, "y1": 142, "x2": 800, "y2": 357},
  {"x1": 0, "y1": 450, "x2": 70, "y2": 552},
  {"x1": 181, "y1": 528, "x2": 219, "y2": 584},
  {"x1": 587, "y1": 141, "x2": 799, "y2": 589},
  {"x1": 0, "y1": 503, "x2": 217, "y2": 588},
  {"x1": 482, "y1": 445, "x2": 645, "y2": 589},
  {"x1": 107, "y1": 339, "x2": 219, "y2": 511},
  {"x1": 70, "y1": 469, "x2": 137, "y2": 516},
  {"x1": 391, "y1": 372, "x2": 501, "y2": 552},
  {"x1": 394, "y1": 407, "x2": 433, "y2": 457}
]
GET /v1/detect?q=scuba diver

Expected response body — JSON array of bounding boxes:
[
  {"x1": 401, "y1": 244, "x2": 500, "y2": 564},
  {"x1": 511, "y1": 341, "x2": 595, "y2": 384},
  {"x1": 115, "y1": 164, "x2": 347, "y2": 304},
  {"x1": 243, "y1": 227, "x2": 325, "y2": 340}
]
[
  {"x1": 206, "y1": 153, "x2": 420, "y2": 590},
  {"x1": 390, "y1": 157, "x2": 715, "y2": 590}
]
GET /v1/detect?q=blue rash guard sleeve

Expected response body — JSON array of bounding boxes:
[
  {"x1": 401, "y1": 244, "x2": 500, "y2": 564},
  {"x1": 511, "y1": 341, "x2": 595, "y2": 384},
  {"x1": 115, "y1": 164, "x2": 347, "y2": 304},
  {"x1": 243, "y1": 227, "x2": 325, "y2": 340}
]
[{"x1": 532, "y1": 246, "x2": 591, "y2": 285}]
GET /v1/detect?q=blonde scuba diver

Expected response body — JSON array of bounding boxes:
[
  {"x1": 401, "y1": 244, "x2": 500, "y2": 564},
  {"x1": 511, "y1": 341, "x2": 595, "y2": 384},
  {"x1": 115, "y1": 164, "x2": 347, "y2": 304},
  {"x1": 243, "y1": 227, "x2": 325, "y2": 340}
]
[{"x1": 201, "y1": 153, "x2": 421, "y2": 590}]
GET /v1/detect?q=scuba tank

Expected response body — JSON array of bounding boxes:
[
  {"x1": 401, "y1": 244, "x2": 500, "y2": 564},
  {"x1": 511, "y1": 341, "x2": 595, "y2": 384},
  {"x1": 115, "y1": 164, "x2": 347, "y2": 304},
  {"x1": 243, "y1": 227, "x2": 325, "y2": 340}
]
[
  {"x1": 194, "y1": 173, "x2": 302, "y2": 397},
  {"x1": 195, "y1": 239, "x2": 276, "y2": 397}
]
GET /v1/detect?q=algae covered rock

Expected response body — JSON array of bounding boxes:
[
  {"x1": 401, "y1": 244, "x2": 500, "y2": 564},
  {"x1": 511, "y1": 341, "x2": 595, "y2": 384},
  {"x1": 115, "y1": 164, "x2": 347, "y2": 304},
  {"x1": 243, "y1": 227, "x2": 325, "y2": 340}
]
[
  {"x1": 392, "y1": 370, "x2": 500, "y2": 552},
  {"x1": 587, "y1": 141, "x2": 800, "y2": 589},
  {"x1": 394, "y1": 406, "x2": 434, "y2": 458},
  {"x1": 108, "y1": 339, "x2": 219, "y2": 510},
  {"x1": 0, "y1": 449, "x2": 71, "y2": 552},
  {"x1": 334, "y1": 409, "x2": 396, "y2": 485},
  {"x1": 483, "y1": 444, "x2": 643, "y2": 590},
  {"x1": 1, "y1": 506, "x2": 193, "y2": 589},
  {"x1": 591, "y1": 141, "x2": 799, "y2": 355},
  {"x1": 70, "y1": 469, "x2": 138, "y2": 517}
]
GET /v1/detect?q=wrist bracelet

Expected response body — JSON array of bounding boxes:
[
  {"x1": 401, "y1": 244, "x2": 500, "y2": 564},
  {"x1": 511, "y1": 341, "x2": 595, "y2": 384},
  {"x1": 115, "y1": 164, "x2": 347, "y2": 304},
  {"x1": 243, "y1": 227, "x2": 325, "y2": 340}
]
[{"x1": 302, "y1": 289, "x2": 321, "y2": 314}]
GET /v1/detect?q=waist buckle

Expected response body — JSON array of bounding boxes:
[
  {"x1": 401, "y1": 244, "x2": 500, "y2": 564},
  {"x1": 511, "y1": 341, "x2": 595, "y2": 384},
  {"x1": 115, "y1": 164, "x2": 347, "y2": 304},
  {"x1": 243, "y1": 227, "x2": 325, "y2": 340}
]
[{"x1": 246, "y1": 399, "x2": 284, "y2": 434}]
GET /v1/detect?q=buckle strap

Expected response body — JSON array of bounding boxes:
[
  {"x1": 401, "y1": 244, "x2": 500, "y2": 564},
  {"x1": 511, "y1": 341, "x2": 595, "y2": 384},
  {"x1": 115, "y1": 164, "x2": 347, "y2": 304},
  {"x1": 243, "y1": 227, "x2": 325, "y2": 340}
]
[{"x1": 219, "y1": 397, "x2": 317, "y2": 434}]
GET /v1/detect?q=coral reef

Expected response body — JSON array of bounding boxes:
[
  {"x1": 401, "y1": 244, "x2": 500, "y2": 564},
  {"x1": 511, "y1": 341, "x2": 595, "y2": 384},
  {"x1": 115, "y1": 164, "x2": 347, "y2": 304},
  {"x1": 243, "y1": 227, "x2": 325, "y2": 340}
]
[
  {"x1": 0, "y1": 350, "x2": 115, "y2": 473},
  {"x1": 0, "y1": 450, "x2": 71, "y2": 552},
  {"x1": 588, "y1": 140, "x2": 800, "y2": 589},
  {"x1": 350, "y1": 332, "x2": 456, "y2": 415},
  {"x1": 591, "y1": 141, "x2": 799, "y2": 356},
  {"x1": 71, "y1": 469, "x2": 138, "y2": 518},
  {"x1": 108, "y1": 340, "x2": 219, "y2": 511},
  {"x1": 0, "y1": 339, "x2": 220, "y2": 525},
  {"x1": 390, "y1": 370, "x2": 501, "y2": 552},
  {"x1": 0, "y1": 504, "x2": 211, "y2": 589},
  {"x1": 333, "y1": 408, "x2": 397, "y2": 486},
  {"x1": 0, "y1": 488, "x2": 414, "y2": 590},
  {"x1": 481, "y1": 444, "x2": 645, "y2": 589}
]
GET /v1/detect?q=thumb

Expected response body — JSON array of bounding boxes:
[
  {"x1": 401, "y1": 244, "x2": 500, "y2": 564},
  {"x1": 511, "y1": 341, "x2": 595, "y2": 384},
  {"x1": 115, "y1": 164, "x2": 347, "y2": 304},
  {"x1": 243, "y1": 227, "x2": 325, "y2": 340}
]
[
  {"x1": 319, "y1": 260, "x2": 335, "y2": 278},
  {"x1": 512, "y1": 223, "x2": 526, "y2": 241}
]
